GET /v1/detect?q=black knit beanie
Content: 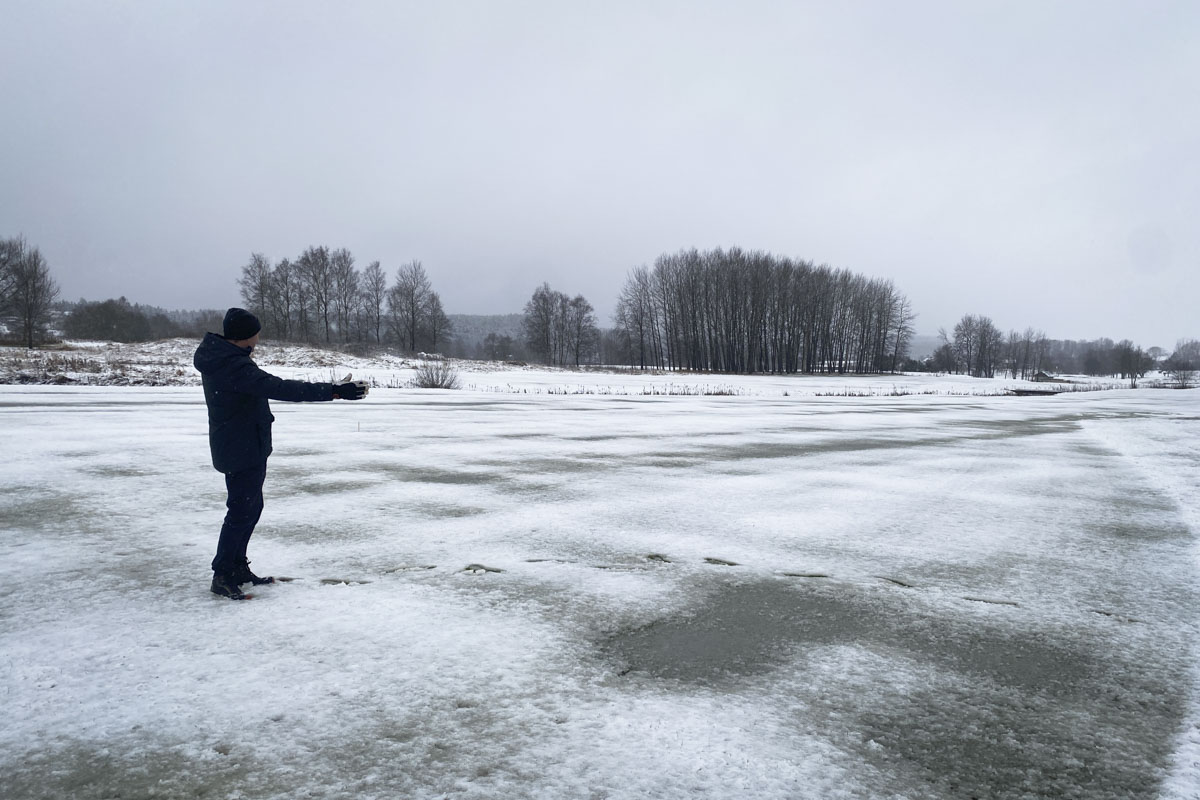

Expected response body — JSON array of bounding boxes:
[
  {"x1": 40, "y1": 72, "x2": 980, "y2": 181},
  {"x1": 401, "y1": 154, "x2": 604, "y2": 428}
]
[{"x1": 223, "y1": 308, "x2": 262, "y2": 340}]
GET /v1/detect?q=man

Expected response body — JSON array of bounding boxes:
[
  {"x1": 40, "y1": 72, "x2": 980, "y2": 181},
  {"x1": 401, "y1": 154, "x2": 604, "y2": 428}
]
[{"x1": 193, "y1": 308, "x2": 368, "y2": 600}]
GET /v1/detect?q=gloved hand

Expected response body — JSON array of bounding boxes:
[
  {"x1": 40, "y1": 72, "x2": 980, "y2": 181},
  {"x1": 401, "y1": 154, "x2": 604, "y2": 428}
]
[{"x1": 333, "y1": 373, "x2": 369, "y2": 400}]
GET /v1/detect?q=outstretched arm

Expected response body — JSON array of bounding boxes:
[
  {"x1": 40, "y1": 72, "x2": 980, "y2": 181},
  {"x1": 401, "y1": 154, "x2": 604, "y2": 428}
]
[{"x1": 225, "y1": 360, "x2": 335, "y2": 402}]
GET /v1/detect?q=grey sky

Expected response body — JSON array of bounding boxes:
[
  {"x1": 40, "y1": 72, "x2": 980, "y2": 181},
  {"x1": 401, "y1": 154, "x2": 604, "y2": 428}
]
[{"x1": 2, "y1": 1, "x2": 1197, "y2": 346}]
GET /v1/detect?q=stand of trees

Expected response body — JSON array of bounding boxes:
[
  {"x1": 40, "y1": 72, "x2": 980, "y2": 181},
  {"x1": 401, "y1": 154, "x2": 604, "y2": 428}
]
[
  {"x1": 1, "y1": 236, "x2": 61, "y2": 347},
  {"x1": 932, "y1": 315, "x2": 1011, "y2": 378},
  {"x1": 932, "y1": 314, "x2": 1159, "y2": 385},
  {"x1": 521, "y1": 283, "x2": 600, "y2": 366},
  {"x1": 238, "y1": 249, "x2": 452, "y2": 352},
  {"x1": 1162, "y1": 339, "x2": 1198, "y2": 388},
  {"x1": 1040, "y1": 338, "x2": 1156, "y2": 380},
  {"x1": 610, "y1": 248, "x2": 914, "y2": 374},
  {"x1": 479, "y1": 333, "x2": 524, "y2": 361},
  {"x1": 63, "y1": 297, "x2": 182, "y2": 342}
]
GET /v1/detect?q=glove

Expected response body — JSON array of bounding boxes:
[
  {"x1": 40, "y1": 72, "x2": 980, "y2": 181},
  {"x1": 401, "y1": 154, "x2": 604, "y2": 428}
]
[
  {"x1": 334, "y1": 381, "x2": 368, "y2": 400},
  {"x1": 333, "y1": 373, "x2": 369, "y2": 400}
]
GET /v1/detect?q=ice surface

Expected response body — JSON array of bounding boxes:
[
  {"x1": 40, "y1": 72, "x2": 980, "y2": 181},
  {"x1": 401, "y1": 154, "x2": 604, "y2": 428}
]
[{"x1": 0, "y1": 374, "x2": 1197, "y2": 799}]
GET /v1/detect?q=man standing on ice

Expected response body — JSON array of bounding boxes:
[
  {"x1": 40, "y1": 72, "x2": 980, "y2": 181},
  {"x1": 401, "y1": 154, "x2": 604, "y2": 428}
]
[{"x1": 193, "y1": 308, "x2": 369, "y2": 600}]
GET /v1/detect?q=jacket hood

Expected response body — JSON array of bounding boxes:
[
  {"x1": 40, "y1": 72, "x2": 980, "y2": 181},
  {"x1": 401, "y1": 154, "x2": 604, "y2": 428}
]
[{"x1": 193, "y1": 332, "x2": 252, "y2": 375}]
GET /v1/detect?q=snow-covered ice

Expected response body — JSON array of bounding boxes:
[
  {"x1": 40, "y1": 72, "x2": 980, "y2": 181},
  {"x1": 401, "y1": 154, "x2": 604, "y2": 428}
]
[{"x1": 1, "y1": 368, "x2": 1197, "y2": 799}]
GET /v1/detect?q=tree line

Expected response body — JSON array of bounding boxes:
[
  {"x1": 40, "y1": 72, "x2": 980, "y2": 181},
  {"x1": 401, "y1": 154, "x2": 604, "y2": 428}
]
[
  {"x1": 62, "y1": 297, "x2": 186, "y2": 341},
  {"x1": 928, "y1": 316, "x2": 1048, "y2": 379},
  {"x1": 606, "y1": 247, "x2": 915, "y2": 374},
  {"x1": 6, "y1": 230, "x2": 1197, "y2": 388},
  {"x1": 928, "y1": 313, "x2": 1200, "y2": 387},
  {"x1": 237, "y1": 248, "x2": 452, "y2": 352}
]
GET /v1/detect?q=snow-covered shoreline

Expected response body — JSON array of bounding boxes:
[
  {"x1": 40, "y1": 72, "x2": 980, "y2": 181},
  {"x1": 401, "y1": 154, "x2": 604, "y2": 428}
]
[{"x1": 0, "y1": 338, "x2": 1139, "y2": 396}]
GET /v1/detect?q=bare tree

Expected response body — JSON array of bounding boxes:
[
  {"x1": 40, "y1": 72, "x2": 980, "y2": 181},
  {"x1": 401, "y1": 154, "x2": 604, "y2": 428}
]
[
  {"x1": 268, "y1": 258, "x2": 296, "y2": 341},
  {"x1": 425, "y1": 292, "x2": 452, "y2": 352},
  {"x1": 0, "y1": 236, "x2": 23, "y2": 311},
  {"x1": 951, "y1": 315, "x2": 979, "y2": 375},
  {"x1": 360, "y1": 261, "x2": 387, "y2": 345},
  {"x1": 1011, "y1": 327, "x2": 1047, "y2": 380},
  {"x1": 330, "y1": 248, "x2": 359, "y2": 342},
  {"x1": 565, "y1": 294, "x2": 599, "y2": 366},
  {"x1": 5, "y1": 238, "x2": 60, "y2": 347},
  {"x1": 1004, "y1": 330, "x2": 1021, "y2": 378},
  {"x1": 978, "y1": 317, "x2": 1004, "y2": 378},
  {"x1": 614, "y1": 266, "x2": 659, "y2": 369},
  {"x1": 296, "y1": 246, "x2": 333, "y2": 342},
  {"x1": 1170, "y1": 339, "x2": 1200, "y2": 364},
  {"x1": 1113, "y1": 339, "x2": 1153, "y2": 388},
  {"x1": 1163, "y1": 339, "x2": 1198, "y2": 388},
  {"x1": 887, "y1": 294, "x2": 916, "y2": 372},
  {"x1": 521, "y1": 284, "x2": 599, "y2": 366},
  {"x1": 949, "y1": 314, "x2": 1002, "y2": 377},
  {"x1": 522, "y1": 283, "x2": 559, "y2": 364},
  {"x1": 388, "y1": 260, "x2": 433, "y2": 352},
  {"x1": 238, "y1": 253, "x2": 273, "y2": 328}
]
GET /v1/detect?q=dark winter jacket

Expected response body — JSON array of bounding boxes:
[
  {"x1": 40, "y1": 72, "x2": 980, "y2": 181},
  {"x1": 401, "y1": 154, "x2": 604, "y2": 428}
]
[{"x1": 193, "y1": 333, "x2": 334, "y2": 473}]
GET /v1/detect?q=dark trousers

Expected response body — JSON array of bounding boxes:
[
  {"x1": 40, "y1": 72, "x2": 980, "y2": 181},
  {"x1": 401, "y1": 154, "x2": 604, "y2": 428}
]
[{"x1": 211, "y1": 462, "x2": 267, "y2": 574}]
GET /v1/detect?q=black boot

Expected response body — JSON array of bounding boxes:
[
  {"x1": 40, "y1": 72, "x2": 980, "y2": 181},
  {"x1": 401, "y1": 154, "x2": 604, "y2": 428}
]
[
  {"x1": 232, "y1": 559, "x2": 275, "y2": 586},
  {"x1": 211, "y1": 571, "x2": 247, "y2": 600}
]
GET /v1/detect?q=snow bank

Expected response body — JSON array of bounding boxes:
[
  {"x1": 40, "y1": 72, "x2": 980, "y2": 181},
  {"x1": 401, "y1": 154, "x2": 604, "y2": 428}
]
[{"x1": 1, "y1": 338, "x2": 1132, "y2": 398}]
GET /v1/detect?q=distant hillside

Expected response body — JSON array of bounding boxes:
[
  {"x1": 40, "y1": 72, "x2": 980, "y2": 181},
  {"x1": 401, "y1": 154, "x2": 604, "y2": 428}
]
[
  {"x1": 908, "y1": 334, "x2": 941, "y2": 360},
  {"x1": 447, "y1": 314, "x2": 525, "y2": 359},
  {"x1": 448, "y1": 314, "x2": 523, "y2": 345}
]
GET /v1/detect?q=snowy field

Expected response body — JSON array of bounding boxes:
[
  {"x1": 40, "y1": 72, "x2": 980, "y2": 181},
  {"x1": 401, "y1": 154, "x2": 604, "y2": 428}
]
[{"x1": 1, "y1": 367, "x2": 1198, "y2": 799}]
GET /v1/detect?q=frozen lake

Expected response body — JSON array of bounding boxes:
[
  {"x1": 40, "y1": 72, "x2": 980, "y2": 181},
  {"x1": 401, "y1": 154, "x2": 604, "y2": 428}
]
[{"x1": 1, "y1": 379, "x2": 1197, "y2": 799}]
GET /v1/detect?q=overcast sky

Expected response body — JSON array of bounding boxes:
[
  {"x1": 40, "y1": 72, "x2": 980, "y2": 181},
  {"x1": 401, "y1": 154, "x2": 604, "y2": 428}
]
[{"x1": 2, "y1": 1, "x2": 1197, "y2": 345}]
